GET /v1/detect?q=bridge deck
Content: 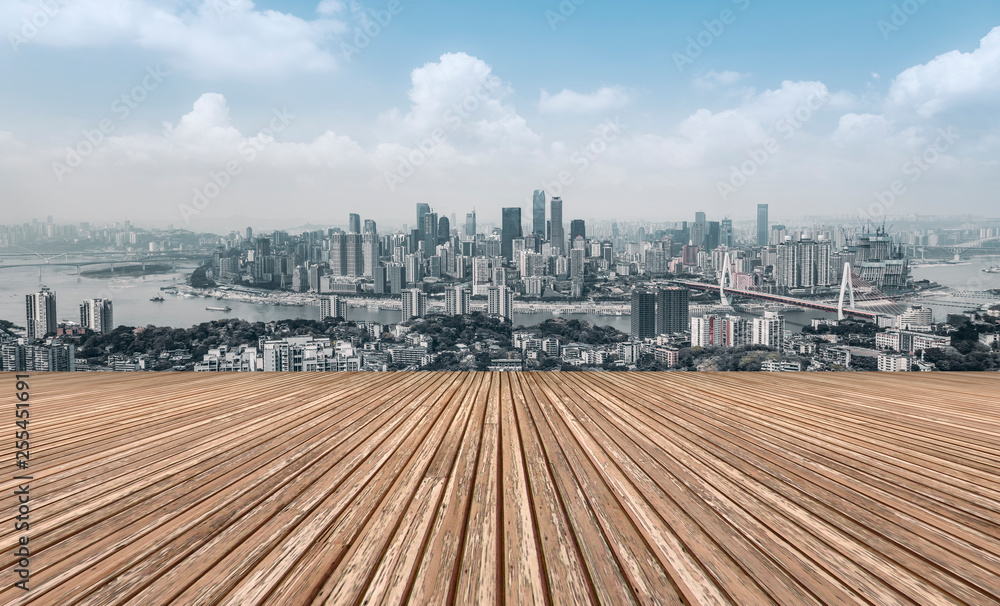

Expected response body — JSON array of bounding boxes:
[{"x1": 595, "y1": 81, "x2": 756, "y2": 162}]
[{"x1": 2, "y1": 372, "x2": 999, "y2": 605}]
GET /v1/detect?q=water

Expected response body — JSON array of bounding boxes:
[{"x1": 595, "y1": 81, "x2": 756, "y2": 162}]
[{"x1": 3, "y1": 254, "x2": 997, "y2": 333}]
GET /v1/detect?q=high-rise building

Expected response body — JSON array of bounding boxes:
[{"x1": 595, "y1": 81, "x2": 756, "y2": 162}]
[
  {"x1": 345, "y1": 233, "x2": 364, "y2": 277},
  {"x1": 401, "y1": 288, "x2": 427, "y2": 320},
  {"x1": 416, "y1": 203, "x2": 430, "y2": 238},
  {"x1": 362, "y1": 232, "x2": 379, "y2": 278},
  {"x1": 501, "y1": 207, "x2": 522, "y2": 261},
  {"x1": 722, "y1": 315, "x2": 751, "y2": 348},
  {"x1": 363, "y1": 219, "x2": 377, "y2": 234},
  {"x1": 569, "y1": 248, "x2": 585, "y2": 278},
  {"x1": 404, "y1": 253, "x2": 422, "y2": 284},
  {"x1": 656, "y1": 287, "x2": 689, "y2": 335},
  {"x1": 532, "y1": 190, "x2": 546, "y2": 236},
  {"x1": 446, "y1": 285, "x2": 471, "y2": 316},
  {"x1": 386, "y1": 262, "x2": 405, "y2": 294},
  {"x1": 437, "y1": 216, "x2": 450, "y2": 245},
  {"x1": 691, "y1": 315, "x2": 722, "y2": 348},
  {"x1": 465, "y1": 210, "x2": 476, "y2": 237},
  {"x1": 80, "y1": 298, "x2": 113, "y2": 334},
  {"x1": 753, "y1": 311, "x2": 785, "y2": 349},
  {"x1": 720, "y1": 219, "x2": 733, "y2": 248},
  {"x1": 373, "y1": 265, "x2": 387, "y2": 294},
  {"x1": 349, "y1": 213, "x2": 361, "y2": 234},
  {"x1": 26, "y1": 287, "x2": 57, "y2": 340},
  {"x1": 550, "y1": 197, "x2": 564, "y2": 255},
  {"x1": 631, "y1": 290, "x2": 656, "y2": 340},
  {"x1": 423, "y1": 212, "x2": 439, "y2": 256},
  {"x1": 329, "y1": 232, "x2": 346, "y2": 276},
  {"x1": 488, "y1": 285, "x2": 514, "y2": 320},
  {"x1": 757, "y1": 204, "x2": 769, "y2": 247},
  {"x1": 570, "y1": 219, "x2": 586, "y2": 244},
  {"x1": 320, "y1": 295, "x2": 348, "y2": 319}
]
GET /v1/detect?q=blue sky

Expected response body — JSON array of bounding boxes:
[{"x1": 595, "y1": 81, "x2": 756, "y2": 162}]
[{"x1": 2, "y1": 0, "x2": 999, "y2": 229}]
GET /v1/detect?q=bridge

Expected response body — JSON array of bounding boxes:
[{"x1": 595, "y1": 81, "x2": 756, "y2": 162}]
[
  {"x1": 0, "y1": 253, "x2": 205, "y2": 272},
  {"x1": 671, "y1": 255, "x2": 910, "y2": 321}
]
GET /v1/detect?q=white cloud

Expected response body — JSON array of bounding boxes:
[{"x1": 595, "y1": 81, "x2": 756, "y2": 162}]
[
  {"x1": 1, "y1": 0, "x2": 346, "y2": 79},
  {"x1": 887, "y1": 26, "x2": 1000, "y2": 118},
  {"x1": 538, "y1": 87, "x2": 632, "y2": 114},
  {"x1": 692, "y1": 70, "x2": 748, "y2": 90}
]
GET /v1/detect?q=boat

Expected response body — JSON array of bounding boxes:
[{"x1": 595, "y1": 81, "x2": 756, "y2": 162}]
[
  {"x1": 150, "y1": 296, "x2": 165, "y2": 302},
  {"x1": 984, "y1": 266, "x2": 1000, "y2": 273},
  {"x1": 206, "y1": 306, "x2": 232, "y2": 312}
]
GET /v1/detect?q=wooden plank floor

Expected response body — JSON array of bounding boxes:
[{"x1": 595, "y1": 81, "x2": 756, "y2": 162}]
[{"x1": 2, "y1": 372, "x2": 1000, "y2": 605}]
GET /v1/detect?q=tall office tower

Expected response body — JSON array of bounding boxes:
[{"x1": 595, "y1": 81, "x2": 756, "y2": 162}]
[
  {"x1": 689, "y1": 222, "x2": 705, "y2": 250},
  {"x1": 656, "y1": 287, "x2": 689, "y2": 335},
  {"x1": 601, "y1": 241, "x2": 613, "y2": 265},
  {"x1": 501, "y1": 207, "x2": 522, "y2": 261},
  {"x1": 707, "y1": 221, "x2": 721, "y2": 250},
  {"x1": 630, "y1": 290, "x2": 656, "y2": 340},
  {"x1": 691, "y1": 315, "x2": 722, "y2": 348},
  {"x1": 753, "y1": 311, "x2": 785, "y2": 349},
  {"x1": 437, "y1": 216, "x2": 450, "y2": 245},
  {"x1": 569, "y1": 219, "x2": 586, "y2": 244},
  {"x1": 611, "y1": 222, "x2": 619, "y2": 238},
  {"x1": 386, "y1": 262, "x2": 405, "y2": 294},
  {"x1": 757, "y1": 204, "x2": 769, "y2": 246},
  {"x1": 245, "y1": 227, "x2": 253, "y2": 241},
  {"x1": 423, "y1": 212, "x2": 438, "y2": 255},
  {"x1": 569, "y1": 248, "x2": 585, "y2": 278},
  {"x1": 488, "y1": 285, "x2": 514, "y2": 320},
  {"x1": 329, "y1": 232, "x2": 347, "y2": 276},
  {"x1": 446, "y1": 285, "x2": 471, "y2": 316},
  {"x1": 349, "y1": 213, "x2": 361, "y2": 234},
  {"x1": 427, "y1": 255, "x2": 441, "y2": 278},
  {"x1": 465, "y1": 210, "x2": 476, "y2": 237},
  {"x1": 532, "y1": 190, "x2": 546, "y2": 236},
  {"x1": 550, "y1": 197, "x2": 564, "y2": 255},
  {"x1": 320, "y1": 295, "x2": 348, "y2": 319},
  {"x1": 401, "y1": 288, "x2": 427, "y2": 320},
  {"x1": 345, "y1": 233, "x2": 364, "y2": 277},
  {"x1": 362, "y1": 232, "x2": 379, "y2": 278},
  {"x1": 720, "y1": 219, "x2": 733, "y2": 248},
  {"x1": 373, "y1": 265, "x2": 387, "y2": 294},
  {"x1": 26, "y1": 287, "x2": 57, "y2": 340},
  {"x1": 364, "y1": 219, "x2": 377, "y2": 234},
  {"x1": 416, "y1": 203, "x2": 430, "y2": 239},
  {"x1": 79, "y1": 298, "x2": 113, "y2": 334}
]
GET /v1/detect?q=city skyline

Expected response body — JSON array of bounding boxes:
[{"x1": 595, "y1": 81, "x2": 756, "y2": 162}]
[{"x1": 2, "y1": 3, "x2": 1000, "y2": 225}]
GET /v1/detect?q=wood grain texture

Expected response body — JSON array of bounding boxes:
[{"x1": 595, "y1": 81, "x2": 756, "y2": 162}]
[{"x1": 2, "y1": 371, "x2": 999, "y2": 605}]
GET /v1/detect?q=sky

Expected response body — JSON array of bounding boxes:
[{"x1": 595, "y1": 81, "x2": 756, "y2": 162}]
[{"x1": 1, "y1": 0, "x2": 999, "y2": 231}]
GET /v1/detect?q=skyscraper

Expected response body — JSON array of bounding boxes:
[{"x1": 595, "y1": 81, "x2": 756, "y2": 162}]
[
  {"x1": 80, "y1": 298, "x2": 113, "y2": 334},
  {"x1": 532, "y1": 190, "x2": 546, "y2": 236},
  {"x1": 345, "y1": 233, "x2": 364, "y2": 277},
  {"x1": 349, "y1": 213, "x2": 361, "y2": 234},
  {"x1": 691, "y1": 315, "x2": 722, "y2": 348},
  {"x1": 465, "y1": 210, "x2": 476, "y2": 237},
  {"x1": 329, "y1": 232, "x2": 346, "y2": 276},
  {"x1": 362, "y1": 232, "x2": 379, "y2": 278},
  {"x1": 501, "y1": 207, "x2": 522, "y2": 261},
  {"x1": 363, "y1": 219, "x2": 377, "y2": 234},
  {"x1": 720, "y1": 218, "x2": 733, "y2": 248},
  {"x1": 757, "y1": 204, "x2": 769, "y2": 246},
  {"x1": 656, "y1": 287, "x2": 689, "y2": 335},
  {"x1": 423, "y1": 212, "x2": 438, "y2": 255},
  {"x1": 26, "y1": 287, "x2": 57, "y2": 340},
  {"x1": 416, "y1": 203, "x2": 430, "y2": 238},
  {"x1": 550, "y1": 197, "x2": 564, "y2": 255},
  {"x1": 437, "y1": 216, "x2": 450, "y2": 245},
  {"x1": 570, "y1": 219, "x2": 586, "y2": 243},
  {"x1": 631, "y1": 290, "x2": 656, "y2": 340}
]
